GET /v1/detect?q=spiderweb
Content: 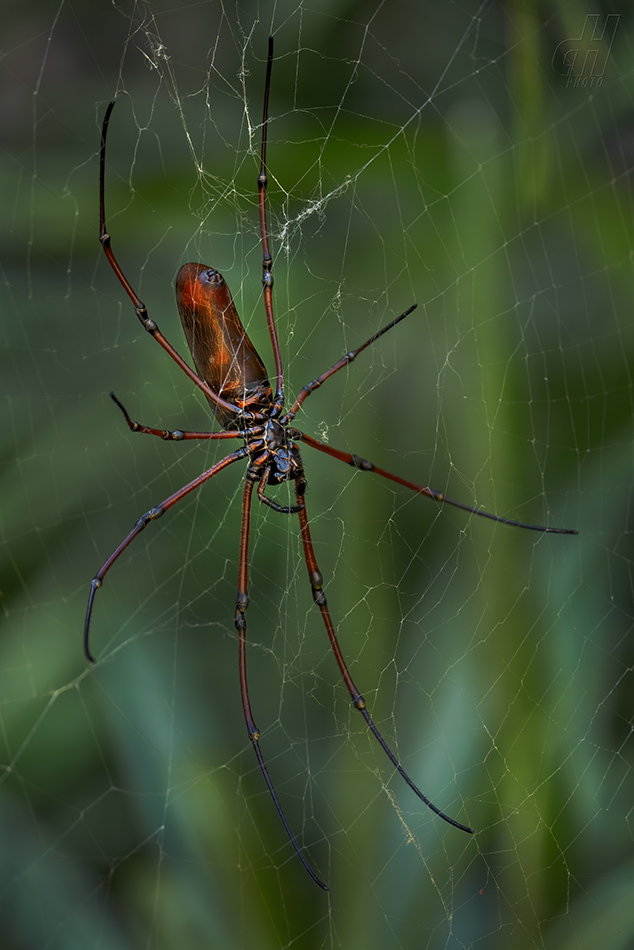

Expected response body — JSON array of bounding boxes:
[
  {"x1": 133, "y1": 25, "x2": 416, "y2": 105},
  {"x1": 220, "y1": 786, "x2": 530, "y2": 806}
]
[{"x1": 2, "y1": 0, "x2": 632, "y2": 946}]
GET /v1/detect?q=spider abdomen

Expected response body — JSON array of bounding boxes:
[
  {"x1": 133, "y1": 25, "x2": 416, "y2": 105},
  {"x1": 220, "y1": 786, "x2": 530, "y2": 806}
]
[{"x1": 176, "y1": 262, "x2": 273, "y2": 427}]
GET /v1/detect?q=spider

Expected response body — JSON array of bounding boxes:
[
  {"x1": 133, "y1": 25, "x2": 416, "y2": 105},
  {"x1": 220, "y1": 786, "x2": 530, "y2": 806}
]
[{"x1": 85, "y1": 37, "x2": 577, "y2": 890}]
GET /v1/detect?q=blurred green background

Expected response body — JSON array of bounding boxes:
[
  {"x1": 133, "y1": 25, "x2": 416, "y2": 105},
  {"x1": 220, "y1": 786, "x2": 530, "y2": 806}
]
[{"x1": 1, "y1": 0, "x2": 633, "y2": 947}]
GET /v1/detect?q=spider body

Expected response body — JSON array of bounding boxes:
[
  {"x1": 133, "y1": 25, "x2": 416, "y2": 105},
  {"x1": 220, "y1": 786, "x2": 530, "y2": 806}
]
[
  {"x1": 85, "y1": 36, "x2": 576, "y2": 890},
  {"x1": 175, "y1": 260, "x2": 304, "y2": 512}
]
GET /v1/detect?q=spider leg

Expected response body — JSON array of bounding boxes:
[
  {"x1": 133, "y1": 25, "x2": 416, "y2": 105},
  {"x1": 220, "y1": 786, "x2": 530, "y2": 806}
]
[
  {"x1": 257, "y1": 36, "x2": 284, "y2": 413},
  {"x1": 254, "y1": 459, "x2": 304, "y2": 514},
  {"x1": 234, "y1": 473, "x2": 328, "y2": 890},
  {"x1": 99, "y1": 102, "x2": 249, "y2": 425},
  {"x1": 297, "y1": 432, "x2": 578, "y2": 534},
  {"x1": 283, "y1": 305, "x2": 417, "y2": 422},
  {"x1": 84, "y1": 446, "x2": 248, "y2": 662},
  {"x1": 294, "y1": 476, "x2": 473, "y2": 834},
  {"x1": 110, "y1": 392, "x2": 245, "y2": 443}
]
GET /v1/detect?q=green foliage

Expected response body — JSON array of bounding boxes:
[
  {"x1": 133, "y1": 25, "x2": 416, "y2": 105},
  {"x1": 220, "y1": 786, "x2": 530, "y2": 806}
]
[{"x1": 2, "y1": 2, "x2": 633, "y2": 947}]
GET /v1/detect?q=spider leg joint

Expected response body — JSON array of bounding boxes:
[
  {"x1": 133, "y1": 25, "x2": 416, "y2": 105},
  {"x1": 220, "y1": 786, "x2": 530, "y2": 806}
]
[
  {"x1": 350, "y1": 454, "x2": 374, "y2": 472},
  {"x1": 309, "y1": 568, "x2": 323, "y2": 590},
  {"x1": 134, "y1": 506, "x2": 164, "y2": 532}
]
